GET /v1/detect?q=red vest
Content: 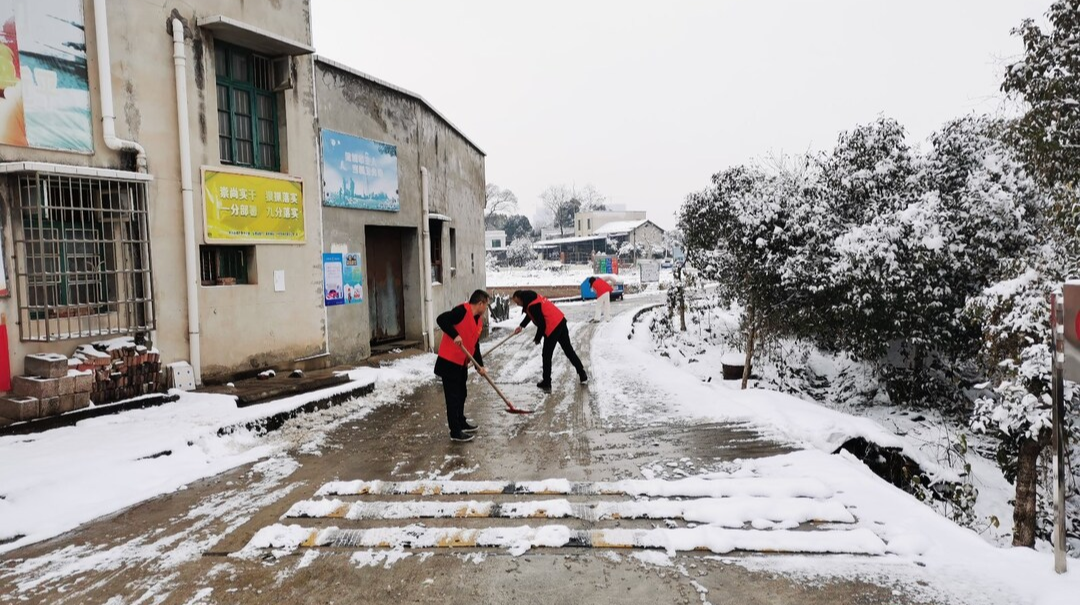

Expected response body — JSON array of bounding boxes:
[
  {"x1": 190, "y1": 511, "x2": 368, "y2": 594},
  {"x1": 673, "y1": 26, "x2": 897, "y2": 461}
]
[
  {"x1": 437, "y1": 303, "x2": 484, "y2": 365},
  {"x1": 592, "y1": 278, "x2": 614, "y2": 296},
  {"x1": 527, "y1": 296, "x2": 564, "y2": 337}
]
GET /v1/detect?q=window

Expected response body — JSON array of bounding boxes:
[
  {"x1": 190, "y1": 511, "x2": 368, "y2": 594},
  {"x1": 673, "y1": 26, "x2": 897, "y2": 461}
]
[
  {"x1": 216, "y1": 42, "x2": 279, "y2": 171},
  {"x1": 587, "y1": 218, "x2": 591, "y2": 230},
  {"x1": 449, "y1": 228, "x2": 457, "y2": 278},
  {"x1": 492, "y1": 239, "x2": 501, "y2": 248},
  {"x1": 12, "y1": 173, "x2": 154, "y2": 341},
  {"x1": 200, "y1": 245, "x2": 255, "y2": 285},
  {"x1": 429, "y1": 219, "x2": 443, "y2": 283}
]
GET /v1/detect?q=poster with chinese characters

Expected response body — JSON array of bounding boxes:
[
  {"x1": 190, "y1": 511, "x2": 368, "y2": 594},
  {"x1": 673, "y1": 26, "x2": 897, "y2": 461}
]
[
  {"x1": 321, "y1": 129, "x2": 399, "y2": 211},
  {"x1": 343, "y1": 252, "x2": 363, "y2": 304},
  {"x1": 202, "y1": 168, "x2": 305, "y2": 243},
  {"x1": 323, "y1": 253, "x2": 344, "y2": 307}
]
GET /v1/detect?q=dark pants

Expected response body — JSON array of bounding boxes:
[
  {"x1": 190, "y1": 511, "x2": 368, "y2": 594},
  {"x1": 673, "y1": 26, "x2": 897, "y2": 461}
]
[
  {"x1": 541, "y1": 320, "x2": 585, "y2": 383},
  {"x1": 439, "y1": 364, "x2": 468, "y2": 434}
]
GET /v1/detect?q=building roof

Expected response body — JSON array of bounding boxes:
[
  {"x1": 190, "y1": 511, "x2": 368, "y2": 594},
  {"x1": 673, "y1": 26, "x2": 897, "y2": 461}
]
[
  {"x1": 594, "y1": 219, "x2": 650, "y2": 235},
  {"x1": 314, "y1": 56, "x2": 485, "y2": 156},
  {"x1": 532, "y1": 235, "x2": 607, "y2": 248}
]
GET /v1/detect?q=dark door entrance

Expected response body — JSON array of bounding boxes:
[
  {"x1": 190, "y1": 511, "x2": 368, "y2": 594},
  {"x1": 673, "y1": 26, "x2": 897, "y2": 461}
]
[{"x1": 366, "y1": 227, "x2": 405, "y2": 343}]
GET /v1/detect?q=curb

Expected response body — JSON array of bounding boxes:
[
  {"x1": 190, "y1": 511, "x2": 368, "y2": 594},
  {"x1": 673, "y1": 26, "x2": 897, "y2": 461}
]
[
  {"x1": 217, "y1": 381, "x2": 376, "y2": 437},
  {"x1": 0, "y1": 393, "x2": 181, "y2": 438}
]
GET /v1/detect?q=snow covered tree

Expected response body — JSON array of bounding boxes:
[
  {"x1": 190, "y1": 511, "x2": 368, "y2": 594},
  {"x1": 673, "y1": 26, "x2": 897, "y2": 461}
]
[
  {"x1": 1001, "y1": 0, "x2": 1080, "y2": 188},
  {"x1": 503, "y1": 214, "x2": 533, "y2": 244},
  {"x1": 505, "y1": 237, "x2": 537, "y2": 267},
  {"x1": 967, "y1": 259, "x2": 1063, "y2": 547}
]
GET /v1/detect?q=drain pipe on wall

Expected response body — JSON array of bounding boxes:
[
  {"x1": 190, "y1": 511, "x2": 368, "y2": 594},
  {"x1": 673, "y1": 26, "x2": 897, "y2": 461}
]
[
  {"x1": 421, "y1": 167, "x2": 436, "y2": 352},
  {"x1": 171, "y1": 18, "x2": 202, "y2": 384},
  {"x1": 93, "y1": 0, "x2": 147, "y2": 172}
]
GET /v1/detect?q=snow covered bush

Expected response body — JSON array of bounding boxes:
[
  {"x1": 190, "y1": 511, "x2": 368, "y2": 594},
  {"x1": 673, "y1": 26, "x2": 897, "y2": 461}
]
[{"x1": 505, "y1": 237, "x2": 538, "y2": 267}]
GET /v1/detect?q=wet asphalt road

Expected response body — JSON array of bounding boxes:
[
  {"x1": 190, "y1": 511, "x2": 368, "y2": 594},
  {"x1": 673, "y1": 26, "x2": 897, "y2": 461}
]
[{"x1": 0, "y1": 295, "x2": 954, "y2": 605}]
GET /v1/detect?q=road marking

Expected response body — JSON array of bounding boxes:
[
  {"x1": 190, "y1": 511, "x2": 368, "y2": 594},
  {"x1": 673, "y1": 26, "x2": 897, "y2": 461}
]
[
  {"x1": 285, "y1": 497, "x2": 855, "y2": 525},
  {"x1": 281, "y1": 524, "x2": 887, "y2": 555},
  {"x1": 315, "y1": 477, "x2": 834, "y2": 499}
]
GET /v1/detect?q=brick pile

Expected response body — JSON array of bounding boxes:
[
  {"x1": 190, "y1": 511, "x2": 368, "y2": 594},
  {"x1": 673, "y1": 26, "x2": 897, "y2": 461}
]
[
  {"x1": 0, "y1": 354, "x2": 93, "y2": 423},
  {"x1": 71, "y1": 341, "x2": 165, "y2": 405}
]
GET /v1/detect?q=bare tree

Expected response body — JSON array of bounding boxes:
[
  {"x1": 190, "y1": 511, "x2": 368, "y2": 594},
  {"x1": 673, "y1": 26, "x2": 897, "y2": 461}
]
[
  {"x1": 541, "y1": 185, "x2": 577, "y2": 235},
  {"x1": 576, "y1": 183, "x2": 608, "y2": 211},
  {"x1": 485, "y1": 184, "x2": 519, "y2": 221}
]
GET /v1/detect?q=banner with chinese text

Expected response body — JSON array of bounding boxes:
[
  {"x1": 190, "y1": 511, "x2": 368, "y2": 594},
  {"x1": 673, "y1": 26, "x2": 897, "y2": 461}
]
[
  {"x1": 203, "y1": 168, "x2": 305, "y2": 243},
  {"x1": 321, "y1": 129, "x2": 399, "y2": 211}
]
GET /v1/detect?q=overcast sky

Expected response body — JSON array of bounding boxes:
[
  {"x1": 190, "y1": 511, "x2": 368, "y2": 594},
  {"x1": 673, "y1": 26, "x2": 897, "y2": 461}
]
[{"x1": 311, "y1": 0, "x2": 1054, "y2": 230}]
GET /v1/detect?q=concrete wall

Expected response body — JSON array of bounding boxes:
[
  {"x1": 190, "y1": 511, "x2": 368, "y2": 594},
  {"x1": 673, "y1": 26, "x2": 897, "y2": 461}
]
[
  {"x1": 313, "y1": 60, "x2": 486, "y2": 365},
  {"x1": 629, "y1": 222, "x2": 666, "y2": 255},
  {"x1": 0, "y1": 0, "x2": 326, "y2": 381}
]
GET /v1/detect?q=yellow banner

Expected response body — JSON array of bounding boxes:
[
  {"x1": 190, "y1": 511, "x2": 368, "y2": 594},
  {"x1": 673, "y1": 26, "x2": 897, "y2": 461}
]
[{"x1": 203, "y1": 168, "x2": 305, "y2": 243}]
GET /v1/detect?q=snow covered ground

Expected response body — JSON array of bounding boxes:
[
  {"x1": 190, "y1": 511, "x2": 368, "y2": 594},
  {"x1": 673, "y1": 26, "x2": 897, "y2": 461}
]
[{"x1": 1, "y1": 264, "x2": 1077, "y2": 605}]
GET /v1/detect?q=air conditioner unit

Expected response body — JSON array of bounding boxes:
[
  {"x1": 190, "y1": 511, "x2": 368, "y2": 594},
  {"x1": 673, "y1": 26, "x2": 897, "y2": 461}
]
[{"x1": 272, "y1": 56, "x2": 293, "y2": 91}]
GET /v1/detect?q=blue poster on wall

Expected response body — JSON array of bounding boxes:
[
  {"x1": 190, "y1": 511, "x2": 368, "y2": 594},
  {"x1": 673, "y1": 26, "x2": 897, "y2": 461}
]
[
  {"x1": 343, "y1": 252, "x2": 363, "y2": 304},
  {"x1": 323, "y1": 253, "x2": 344, "y2": 306},
  {"x1": 321, "y1": 129, "x2": 400, "y2": 211}
]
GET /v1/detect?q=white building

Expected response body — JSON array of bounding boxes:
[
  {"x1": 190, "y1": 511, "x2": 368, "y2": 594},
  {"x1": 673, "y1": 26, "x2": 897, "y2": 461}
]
[{"x1": 574, "y1": 210, "x2": 647, "y2": 237}]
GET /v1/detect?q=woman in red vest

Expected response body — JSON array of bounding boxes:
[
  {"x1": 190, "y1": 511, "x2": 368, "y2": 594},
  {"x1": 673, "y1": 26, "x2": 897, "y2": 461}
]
[
  {"x1": 434, "y1": 289, "x2": 490, "y2": 442},
  {"x1": 511, "y1": 289, "x2": 587, "y2": 391}
]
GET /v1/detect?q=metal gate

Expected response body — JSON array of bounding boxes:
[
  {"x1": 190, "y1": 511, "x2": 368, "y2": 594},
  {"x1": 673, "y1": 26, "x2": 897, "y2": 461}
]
[{"x1": 365, "y1": 227, "x2": 405, "y2": 343}]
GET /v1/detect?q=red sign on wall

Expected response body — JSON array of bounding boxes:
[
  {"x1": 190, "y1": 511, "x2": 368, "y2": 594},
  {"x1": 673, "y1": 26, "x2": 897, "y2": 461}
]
[{"x1": 1064, "y1": 283, "x2": 1080, "y2": 382}]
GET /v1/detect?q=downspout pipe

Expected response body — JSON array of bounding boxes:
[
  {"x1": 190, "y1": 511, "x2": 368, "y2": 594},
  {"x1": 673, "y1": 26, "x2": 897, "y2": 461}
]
[
  {"x1": 421, "y1": 167, "x2": 435, "y2": 352},
  {"x1": 93, "y1": 0, "x2": 147, "y2": 172},
  {"x1": 172, "y1": 19, "x2": 201, "y2": 384}
]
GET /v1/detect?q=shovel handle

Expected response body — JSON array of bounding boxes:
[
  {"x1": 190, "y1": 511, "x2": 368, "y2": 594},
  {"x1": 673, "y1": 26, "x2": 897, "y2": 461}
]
[
  {"x1": 456, "y1": 341, "x2": 521, "y2": 412},
  {"x1": 484, "y1": 330, "x2": 519, "y2": 356}
]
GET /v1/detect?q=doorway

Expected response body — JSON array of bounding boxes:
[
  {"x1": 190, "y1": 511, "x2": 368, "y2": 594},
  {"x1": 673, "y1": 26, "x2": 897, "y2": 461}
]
[{"x1": 365, "y1": 226, "x2": 405, "y2": 343}]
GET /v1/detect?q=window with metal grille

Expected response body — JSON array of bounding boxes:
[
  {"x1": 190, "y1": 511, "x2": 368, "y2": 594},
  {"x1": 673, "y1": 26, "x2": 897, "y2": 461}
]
[
  {"x1": 200, "y1": 245, "x2": 254, "y2": 286},
  {"x1": 12, "y1": 173, "x2": 155, "y2": 342},
  {"x1": 215, "y1": 42, "x2": 279, "y2": 171}
]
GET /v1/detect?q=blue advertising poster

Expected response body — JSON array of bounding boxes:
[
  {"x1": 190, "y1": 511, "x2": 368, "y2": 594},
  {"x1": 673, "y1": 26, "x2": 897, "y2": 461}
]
[
  {"x1": 343, "y1": 252, "x2": 363, "y2": 304},
  {"x1": 321, "y1": 129, "x2": 399, "y2": 211},
  {"x1": 323, "y1": 253, "x2": 344, "y2": 306}
]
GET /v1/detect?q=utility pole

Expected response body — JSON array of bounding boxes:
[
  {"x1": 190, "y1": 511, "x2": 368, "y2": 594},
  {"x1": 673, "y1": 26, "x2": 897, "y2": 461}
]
[{"x1": 1051, "y1": 289, "x2": 1069, "y2": 574}]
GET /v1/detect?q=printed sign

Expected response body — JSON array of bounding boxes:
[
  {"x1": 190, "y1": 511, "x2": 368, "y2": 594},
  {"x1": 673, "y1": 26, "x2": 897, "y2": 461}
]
[
  {"x1": 639, "y1": 260, "x2": 660, "y2": 283},
  {"x1": 0, "y1": 0, "x2": 93, "y2": 152},
  {"x1": 323, "y1": 253, "x2": 344, "y2": 307},
  {"x1": 342, "y1": 252, "x2": 363, "y2": 304},
  {"x1": 203, "y1": 168, "x2": 305, "y2": 243},
  {"x1": 0, "y1": 228, "x2": 7, "y2": 296},
  {"x1": 1064, "y1": 282, "x2": 1080, "y2": 382},
  {"x1": 321, "y1": 129, "x2": 399, "y2": 211}
]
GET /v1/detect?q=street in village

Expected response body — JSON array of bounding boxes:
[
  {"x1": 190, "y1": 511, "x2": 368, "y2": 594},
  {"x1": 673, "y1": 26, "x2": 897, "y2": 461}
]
[{"x1": 0, "y1": 295, "x2": 1042, "y2": 605}]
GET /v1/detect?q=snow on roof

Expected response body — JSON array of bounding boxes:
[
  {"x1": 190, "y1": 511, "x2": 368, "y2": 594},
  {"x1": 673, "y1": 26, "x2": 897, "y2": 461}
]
[
  {"x1": 595, "y1": 219, "x2": 649, "y2": 235},
  {"x1": 532, "y1": 235, "x2": 607, "y2": 248}
]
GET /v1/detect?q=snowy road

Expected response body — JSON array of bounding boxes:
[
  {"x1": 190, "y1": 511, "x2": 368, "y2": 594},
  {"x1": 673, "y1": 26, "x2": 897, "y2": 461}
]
[{"x1": 0, "y1": 293, "x2": 1075, "y2": 604}]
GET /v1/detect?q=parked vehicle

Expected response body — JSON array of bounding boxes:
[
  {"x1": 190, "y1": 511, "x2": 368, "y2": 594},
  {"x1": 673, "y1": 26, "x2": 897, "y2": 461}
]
[
  {"x1": 660, "y1": 258, "x2": 673, "y2": 269},
  {"x1": 580, "y1": 274, "x2": 625, "y2": 301}
]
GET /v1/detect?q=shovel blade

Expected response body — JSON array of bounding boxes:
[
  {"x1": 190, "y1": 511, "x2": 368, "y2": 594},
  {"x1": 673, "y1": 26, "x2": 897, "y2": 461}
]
[{"x1": 504, "y1": 406, "x2": 534, "y2": 414}]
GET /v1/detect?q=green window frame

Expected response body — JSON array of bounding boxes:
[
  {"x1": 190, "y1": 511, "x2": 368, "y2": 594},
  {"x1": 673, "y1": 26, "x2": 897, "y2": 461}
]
[
  {"x1": 23, "y1": 220, "x2": 115, "y2": 320},
  {"x1": 215, "y1": 42, "x2": 280, "y2": 171}
]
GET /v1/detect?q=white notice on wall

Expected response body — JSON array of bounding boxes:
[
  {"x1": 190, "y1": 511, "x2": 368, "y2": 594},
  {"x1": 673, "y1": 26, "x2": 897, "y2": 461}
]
[{"x1": 274, "y1": 270, "x2": 286, "y2": 292}]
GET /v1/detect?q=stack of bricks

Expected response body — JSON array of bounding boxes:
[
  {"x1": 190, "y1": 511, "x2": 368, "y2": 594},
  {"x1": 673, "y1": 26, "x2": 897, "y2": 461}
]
[
  {"x1": 72, "y1": 342, "x2": 165, "y2": 404},
  {"x1": 0, "y1": 354, "x2": 93, "y2": 424}
]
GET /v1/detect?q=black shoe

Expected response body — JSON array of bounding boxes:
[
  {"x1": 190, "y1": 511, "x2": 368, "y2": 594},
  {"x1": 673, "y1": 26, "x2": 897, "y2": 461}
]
[
  {"x1": 462, "y1": 421, "x2": 479, "y2": 433},
  {"x1": 579, "y1": 372, "x2": 588, "y2": 384},
  {"x1": 536, "y1": 381, "x2": 552, "y2": 392},
  {"x1": 450, "y1": 432, "x2": 474, "y2": 442}
]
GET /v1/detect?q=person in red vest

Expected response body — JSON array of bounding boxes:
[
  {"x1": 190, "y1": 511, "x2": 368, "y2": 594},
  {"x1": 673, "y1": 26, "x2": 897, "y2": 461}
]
[
  {"x1": 511, "y1": 289, "x2": 587, "y2": 391},
  {"x1": 434, "y1": 289, "x2": 490, "y2": 442},
  {"x1": 587, "y1": 276, "x2": 614, "y2": 322}
]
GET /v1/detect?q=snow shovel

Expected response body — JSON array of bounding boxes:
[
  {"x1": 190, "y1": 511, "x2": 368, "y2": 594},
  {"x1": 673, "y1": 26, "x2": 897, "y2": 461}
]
[
  {"x1": 457, "y1": 341, "x2": 533, "y2": 414},
  {"x1": 484, "y1": 330, "x2": 520, "y2": 356}
]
